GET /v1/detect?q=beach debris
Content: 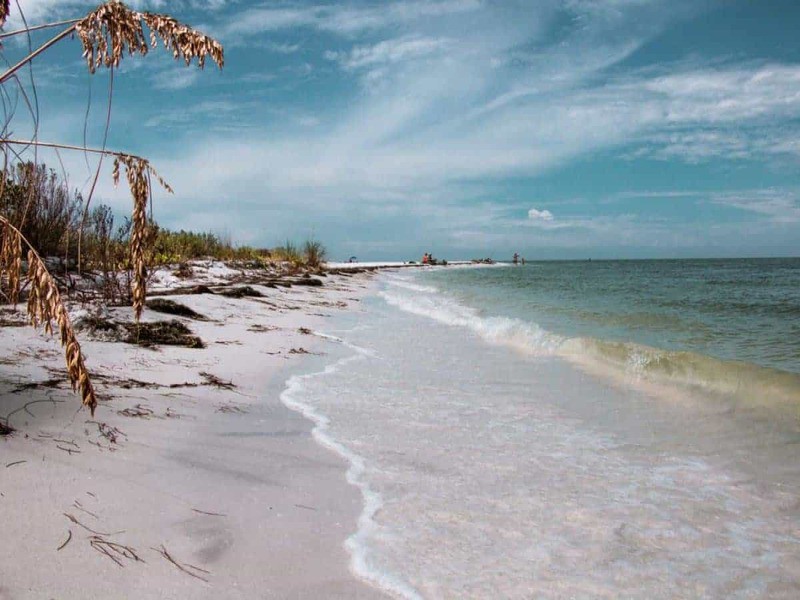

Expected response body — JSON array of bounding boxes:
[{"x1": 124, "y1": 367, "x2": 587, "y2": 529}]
[
  {"x1": 74, "y1": 314, "x2": 125, "y2": 342},
  {"x1": 219, "y1": 285, "x2": 263, "y2": 298},
  {"x1": 63, "y1": 513, "x2": 124, "y2": 537},
  {"x1": 173, "y1": 263, "x2": 194, "y2": 279},
  {"x1": 152, "y1": 545, "x2": 210, "y2": 582},
  {"x1": 118, "y1": 404, "x2": 155, "y2": 419},
  {"x1": 124, "y1": 320, "x2": 205, "y2": 349},
  {"x1": 0, "y1": 421, "x2": 14, "y2": 435},
  {"x1": 298, "y1": 327, "x2": 312, "y2": 335},
  {"x1": 190, "y1": 284, "x2": 215, "y2": 295},
  {"x1": 0, "y1": 314, "x2": 26, "y2": 327},
  {"x1": 191, "y1": 508, "x2": 226, "y2": 517},
  {"x1": 90, "y1": 536, "x2": 144, "y2": 568},
  {"x1": 288, "y1": 277, "x2": 323, "y2": 287},
  {"x1": 87, "y1": 421, "x2": 126, "y2": 444},
  {"x1": 199, "y1": 371, "x2": 236, "y2": 390},
  {"x1": 57, "y1": 530, "x2": 73, "y2": 551},
  {"x1": 146, "y1": 298, "x2": 207, "y2": 320},
  {"x1": 5, "y1": 460, "x2": 26, "y2": 468},
  {"x1": 288, "y1": 347, "x2": 309, "y2": 355},
  {"x1": 56, "y1": 444, "x2": 81, "y2": 455},
  {"x1": 9, "y1": 378, "x2": 63, "y2": 393},
  {"x1": 215, "y1": 403, "x2": 246, "y2": 414}
]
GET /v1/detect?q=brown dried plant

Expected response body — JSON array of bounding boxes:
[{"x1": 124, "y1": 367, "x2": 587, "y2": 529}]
[
  {"x1": 0, "y1": 218, "x2": 22, "y2": 303},
  {"x1": 0, "y1": 1, "x2": 223, "y2": 415},
  {"x1": 0, "y1": 216, "x2": 97, "y2": 414},
  {"x1": 0, "y1": 1, "x2": 9, "y2": 27},
  {"x1": 75, "y1": 1, "x2": 224, "y2": 73},
  {"x1": 112, "y1": 155, "x2": 172, "y2": 321}
]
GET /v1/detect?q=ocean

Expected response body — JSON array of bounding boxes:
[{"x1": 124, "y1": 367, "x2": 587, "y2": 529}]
[{"x1": 282, "y1": 259, "x2": 800, "y2": 599}]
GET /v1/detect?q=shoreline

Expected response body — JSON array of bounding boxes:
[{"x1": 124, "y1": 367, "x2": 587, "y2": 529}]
[{"x1": 0, "y1": 261, "x2": 389, "y2": 599}]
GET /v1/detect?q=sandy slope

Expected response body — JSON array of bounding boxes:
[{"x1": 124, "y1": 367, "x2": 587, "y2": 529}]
[{"x1": 0, "y1": 264, "x2": 386, "y2": 599}]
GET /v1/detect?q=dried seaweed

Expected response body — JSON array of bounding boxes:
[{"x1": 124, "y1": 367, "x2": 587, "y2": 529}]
[
  {"x1": 123, "y1": 320, "x2": 204, "y2": 348},
  {"x1": 146, "y1": 298, "x2": 206, "y2": 320},
  {"x1": 219, "y1": 286, "x2": 263, "y2": 298}
]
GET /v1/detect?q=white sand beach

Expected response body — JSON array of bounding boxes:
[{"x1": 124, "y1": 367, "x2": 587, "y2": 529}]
[{"x1": 0, "y1": 262, "x2": 387, "y2": 599}]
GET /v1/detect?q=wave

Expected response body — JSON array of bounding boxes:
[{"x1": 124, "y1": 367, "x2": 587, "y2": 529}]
[
  {"x1": 280, "y1": 339, "x2": 422, "y2": 600},
  {"x1": 380, "y1": 279, "x2": 800, "y2": 417},
  {"x1": 561, "y1": 338, "x2": 800, "y2": 412},
  {"x1": 379, "y1": 287, "x2": 565, "y2": 356}
]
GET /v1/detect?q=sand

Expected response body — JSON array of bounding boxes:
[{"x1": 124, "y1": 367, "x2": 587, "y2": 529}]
[{"x1": 0, "y1": 262, "x2": 388, "y2": 599}]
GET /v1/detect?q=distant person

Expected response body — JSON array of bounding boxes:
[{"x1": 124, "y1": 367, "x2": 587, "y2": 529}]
[
  {"x1": 513, "y1": 252, "x2": 519, "y2": 265},
  {"x1": 422, "y1": 253, "x2": 430, "y2": 264},
  {"x1": 521, "y1": 257, "x2": 526, "y2": 265}
]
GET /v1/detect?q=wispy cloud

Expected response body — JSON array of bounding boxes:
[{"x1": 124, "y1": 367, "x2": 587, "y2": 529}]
[
  {"x1": 222, "y1": 0, "x2": 482, "y2": 37},
  {"x1": 710, "y1": 191, "x2": 800, "y2": 224},
  {"x1": 12, "y1": 0, "x2": 800, "y2": 257},
  {"x1": 325, "y1": 35, "x2": 450, "y2": 70},
  {"x1": 6, "y1": 0, "x2": 229, "y2": 27},
  {"x1": 151, "y1": 67, "x2": 201, "y2": 91}
]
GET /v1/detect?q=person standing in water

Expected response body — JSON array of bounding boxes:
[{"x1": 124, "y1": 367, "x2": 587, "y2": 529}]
[{"x1": 513, "y1": 252, "x2": 519, "y2": 264}]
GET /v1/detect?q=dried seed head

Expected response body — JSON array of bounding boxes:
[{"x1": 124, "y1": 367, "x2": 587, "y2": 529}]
[
  {"x1": 26, "y1": 250, "x2": 97, "y2": 415},
  {"x1": 0, "y1": 0, "x2": 9, "y2": 27},
  {"x1": 113, "y1": 155, "x2": 172, "y2": 321},
  {"x1": 75, "y1": 1, "x2": 223, "y2": 74},
  {"x1": 1, "y1": 219, "x2": 22, "y2": 303}
]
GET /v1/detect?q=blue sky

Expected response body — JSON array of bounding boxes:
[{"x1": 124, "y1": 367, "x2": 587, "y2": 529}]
[{"x1": 5, "y1": 0, "x2": 800, "y2": 259}]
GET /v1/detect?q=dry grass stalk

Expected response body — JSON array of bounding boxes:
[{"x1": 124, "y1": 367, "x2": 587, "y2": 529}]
[
  {"x1": 0, "y1": 1, "x2": 224, "y2": 417},
  {"x1": 0, "y1": 219, "x2": 22, "y2": 303},
  {"x1": 89, "y1": 535, "x2": 144, "y2": 567},
  {"x1": 112, "y1": 155, "x2": 172, "y2": 321},
  {"x1": 75, "y1": 1, "x2": 224, "y2": 74},
  {"x1": 26, "y1": 249, "x2": 97, "y2": 415},
  {"x1": 153, "y1": 544, "x2": 210, "y2": 582},
  {"x1": 1, "y1": 216, "x2": 97, "y2": 414}
]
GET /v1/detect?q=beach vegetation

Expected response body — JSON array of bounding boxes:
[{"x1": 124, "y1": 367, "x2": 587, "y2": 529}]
[
  {"x1": 0, "y1": 1, "x2": 224, "y2": 415},
  {"x1": 271, "y1": 240, "x2": 303, "y2": 266},
  {"x1": 303, "y1": 239, "x2": 327, "y2": 269}
]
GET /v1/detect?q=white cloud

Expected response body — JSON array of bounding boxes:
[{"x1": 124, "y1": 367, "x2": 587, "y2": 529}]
[
  {"x1": 5, "y1": 0, "x2": 227, "y2": 28},
  {"x1": 528, "y1": 208, "x2": 554, "y2": 221},
  {"x1": 710, "y1": 191, "x2": 800, "y2": 224},
  {"x1": 151, "y1": 67, "x2": 200, "y2": 91},
  {"x1": 223, "y1": 0, "x2": 483, "y2": 37},
  {"x1": 16, "y1": 0, "x2": 800, "y2": 257},
  {"x1": 325, "y1": 36, "x2": 450, "y2": 70}
]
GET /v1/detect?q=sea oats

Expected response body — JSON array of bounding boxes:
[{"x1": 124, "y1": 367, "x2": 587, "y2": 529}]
[
  {"x1": 75, "y1": 1, "x2": 223, "y2": 74},
  {"x1": 0, "y1": 0, "x2": 222, "y2": 416}
]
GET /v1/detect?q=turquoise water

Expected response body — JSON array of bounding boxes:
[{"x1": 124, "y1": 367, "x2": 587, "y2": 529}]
[
  {"x1": 400, "y1": 259, "x2": 800, "y2": 412},
  {"x1": 283, "y1": 264, "x2": 800, "y2": 598},
  {"x1": 421, "y1": 258, "x2": 800, "y2": 375},
  {"x1": 282, "y1": 268, "x2": 800, "y2": 600}
]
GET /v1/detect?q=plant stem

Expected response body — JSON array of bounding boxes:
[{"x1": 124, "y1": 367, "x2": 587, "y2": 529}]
[
  {"x1": 0, "y1": 24, "x2": 76, "y2": 84},
  {"x1": 0, "y1": 18, "x2": 80, "y2": 40},
  {"x1": 0, "y1": 138, "x2": 143, "y2": 161}
]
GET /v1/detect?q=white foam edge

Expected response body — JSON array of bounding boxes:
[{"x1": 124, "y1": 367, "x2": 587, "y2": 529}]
[{"x1": 279, "y1": 338, "x2": 423, "y2": 600}]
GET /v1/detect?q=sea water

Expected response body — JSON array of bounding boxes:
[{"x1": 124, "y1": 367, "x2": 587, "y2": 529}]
[{"x1": 281, "y1": 259, "x2": 800, "y2": 599}]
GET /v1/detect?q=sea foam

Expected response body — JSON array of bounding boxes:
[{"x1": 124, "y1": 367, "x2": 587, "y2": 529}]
[{"x1": 280, "y1": 337, "x2": 422, "y2": 600}]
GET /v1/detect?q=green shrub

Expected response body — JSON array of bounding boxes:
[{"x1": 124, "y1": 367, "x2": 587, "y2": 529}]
[{"x1": 303, "y1": 239, "x2": 327, "y2": 268}]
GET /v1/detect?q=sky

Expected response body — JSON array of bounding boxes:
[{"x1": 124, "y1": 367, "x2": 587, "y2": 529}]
[{"x1": 3, "y1": 0, "x2": 800, "y2": 260}]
